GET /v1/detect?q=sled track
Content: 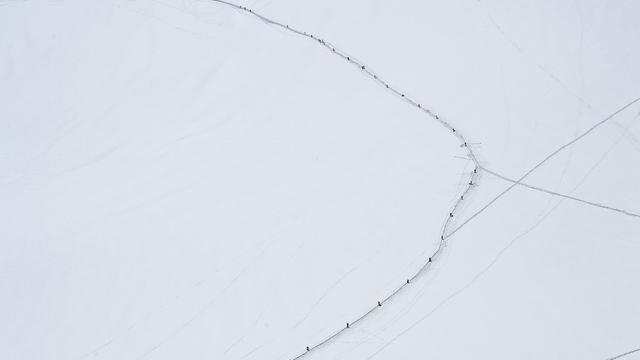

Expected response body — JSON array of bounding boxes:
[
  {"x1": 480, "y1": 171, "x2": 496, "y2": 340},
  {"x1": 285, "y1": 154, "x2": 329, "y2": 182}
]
[{"x1": 209, "y1": 1, "x2": 481, "y2": 358}]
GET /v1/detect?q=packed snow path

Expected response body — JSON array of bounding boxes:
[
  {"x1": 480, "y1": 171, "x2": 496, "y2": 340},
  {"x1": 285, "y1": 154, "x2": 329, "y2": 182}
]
[{"x1": 209, "y1": 1, "x2": 481, "y2": 358}]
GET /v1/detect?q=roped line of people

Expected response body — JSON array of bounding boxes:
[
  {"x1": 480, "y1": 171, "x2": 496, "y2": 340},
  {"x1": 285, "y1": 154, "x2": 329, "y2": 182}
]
[{"x1": 209, "y1": 2, "x2": 482, "y2": 359}]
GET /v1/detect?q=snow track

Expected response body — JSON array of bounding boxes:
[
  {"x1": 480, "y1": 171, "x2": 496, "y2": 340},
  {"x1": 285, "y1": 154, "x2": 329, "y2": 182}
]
[
  {"x1": 446, "y1": 96, "x2": 640, "y2": 238},
  {"x1": 481, "y1": 166, "x2": 640, "y2": 219},
  {"x1": 607, "y1": 347, "x2": 640, "y2": 360},
  {"x1": 208, "y1": 1, "x2": 481, "y2": 358}
]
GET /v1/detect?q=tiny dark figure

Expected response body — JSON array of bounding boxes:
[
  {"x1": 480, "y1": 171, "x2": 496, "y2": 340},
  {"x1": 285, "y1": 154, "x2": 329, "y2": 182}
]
[
  {"x1": 361, "y1": 65, "x2": 365, "y2": 70},
  {"x1": 377, "y1": 301, "x2": 382, "y2": 307},
  {"x1": 441, "y1": 235, "x2": 444, "y2": 240},
  {"x1": 460, "y1": 195, "x2": 464, "y2": 200},
  {"x1": 428, "y1": 257, "x2": 432, "y2": 262},
  {"x1": 469, "y1": 181, "x2": 473, "y2": 186},
  {"x1": 347, "y1": 56, "x2": 350, "y2": 60},
  {"x1": 306, "y1": 346, "x2": 310, "y2": 351},
  {"x1": 449, "y1": 212, "x2": 454, "y2": 218},
  {"x1": 474, "y1": 168, "x2": 477, "y2": 174},
  {"x1": 346, "y1": 323, "x2": 350, "y2": 328},
  {"x1": 406, "y1": 279, "x2": 410, "y2": 284},
  {"x1": 386, "y1": 85, "x2": 389, "y2": 88}
]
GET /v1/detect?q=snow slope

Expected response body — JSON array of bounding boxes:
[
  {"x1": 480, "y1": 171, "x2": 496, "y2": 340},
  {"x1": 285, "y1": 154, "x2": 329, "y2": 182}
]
[{"x1": 1, "y1": 0, "x2": 639, "y2": 359}]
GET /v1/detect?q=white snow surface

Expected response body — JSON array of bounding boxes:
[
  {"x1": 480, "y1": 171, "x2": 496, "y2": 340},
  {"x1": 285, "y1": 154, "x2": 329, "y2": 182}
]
[{"x1": 1, "y1": 1, "x2": 640, "y2": 359}]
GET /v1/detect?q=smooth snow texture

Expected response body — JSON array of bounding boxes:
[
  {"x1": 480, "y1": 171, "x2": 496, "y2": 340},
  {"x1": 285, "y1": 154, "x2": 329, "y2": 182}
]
[{"x1": 1, "y1": 1, "x2": 639, "y2": 360}]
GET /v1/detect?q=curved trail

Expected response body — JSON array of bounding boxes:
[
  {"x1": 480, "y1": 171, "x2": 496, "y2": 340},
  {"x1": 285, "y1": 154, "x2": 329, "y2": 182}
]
[{"x1": 208, "y1": 1, "x2": 481, "y2": 359}]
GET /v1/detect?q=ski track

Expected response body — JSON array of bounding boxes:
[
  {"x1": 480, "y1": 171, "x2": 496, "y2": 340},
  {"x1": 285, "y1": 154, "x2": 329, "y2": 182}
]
[
  {"x1": 447, "y1": 96, "x2": 640, "y2": 238},
  {"x1": 208, "y1": 1, "x2": 481, "y2": 359},
  {"x1": 481, "y1": 166, "x2": 640, "y2": 219},
  {"x1": 475, "y1": 0, "x2": 598, "y2": 114},
  {"x1": 607, "y1": 347, "x2": 640, "y2": 360}
]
